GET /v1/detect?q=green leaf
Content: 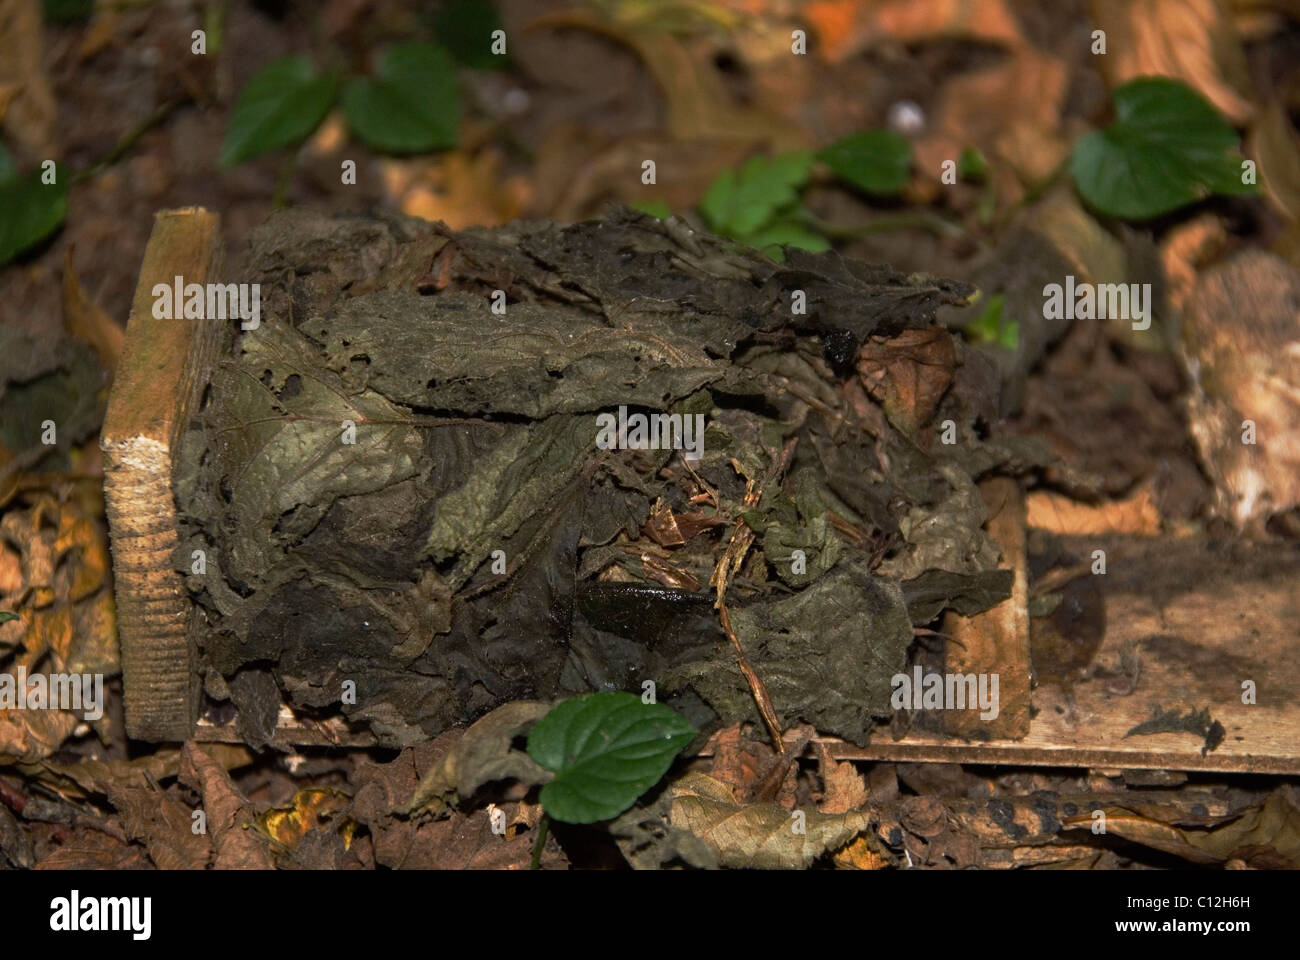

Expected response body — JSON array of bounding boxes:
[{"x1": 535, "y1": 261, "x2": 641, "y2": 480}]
[
  {"x1": 1071, "y1": 76, "x2": 1256, "y2": 221},
  {"x1": 0, "y1": 612, "x2": 19, "y2": 624},
  {"x1": 0, "y1": 168, "x2": 68, "y2": 266},
  {"x1": 527, "y1": 692, "x2": 695, "y2": 824},
  {"x1": 958, "y1": 146, "x2": 988, "y2": 181},
  {"x1": 740, "y1": 218, "x2": 830, "y2": 261},
  {"x1": 342, "y1": 43, "x2": 459, "y2": 154},
  {"x1": 700, "y1": 152, "x2": 813, "y2": 238},
  {"x1": 819, "y1": 129, "x2": 913, "y2": 195},
  {"x1": 221, "y1": 56, "x2": 337, "y2": 167},
  {"x1": 631, "y1": 199, "x2": 672, "y2": 219},
  {"x1": 434, "y1": 0, "x2": 507, "y2": 70}
]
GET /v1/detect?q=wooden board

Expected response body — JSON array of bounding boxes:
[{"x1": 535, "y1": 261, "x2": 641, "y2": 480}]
[
  {"x1": 825, "y1": 534, "x2": 1300, "y2": 773},
  {"x1": 102, "y1": 208, "x2": 222, "y2": 741}
]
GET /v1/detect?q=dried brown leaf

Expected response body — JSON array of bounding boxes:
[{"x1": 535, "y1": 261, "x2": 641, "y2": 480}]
[
  {"x1": 668, "y1": 771, "x2": 872, "y2": 868},
  {"x1": 179, "y1": 742, "x2": 274, "y2": 870},
  {"x1": 1088, "y1": 0, "x2": 1255, "y2": 125}
]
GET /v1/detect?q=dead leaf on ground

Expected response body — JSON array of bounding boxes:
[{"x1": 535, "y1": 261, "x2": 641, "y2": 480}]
[
  {"x1": 23, "y1": 743, "x2": 251, "y2": 799},
  {"x1": 816, "y1": 742, "x2": 870, "y2": 814},
  {"x1": 409, "y1": 700, "x2": 552, "y2": 813},
  {"x1": 1087, "y1": 0, "x2": 1255, "y2": 125},
  {"x1": 108, "y1": 782, "x2": 210, "y2": 870},
  {"x1": 527, "y1": 8, "x2": 805, "y2": 150},
  {"x1": 858, "y1": 328, "x2": 957, "y2": 437},
  {"x1": 255, "y1": 787, "x2": 356, "y2": 859},
  {"x1": 668, "y1": 770, "x2": 873, "y2": 868},
  {"x1": 34, "y1": 826, "x2": 152, "y2": 870},
  {"x1": 1026, "y1": 484, "x2": 1162, "y2": 535},
  {"x1": 0, "y1": 0, "x2": 57, "y2": 160},
  {"x1": 911, "y1": 45, "x2": 1069, "y2": 207},
  {"x1": 351, "y1": 735, "x2": 455, "y2": 868},
  {"x1": 1064, "y1": 790, "x2": 1300, "y2": 867},
  {"x1": 179, "y1": 742, "x2": 273, "y2": 869},
  {"x1": 382, "y1": 148, "x2": 531, "y2": 230},
  {"x1": 1247, "y1": 100, "x2": 1300, "y2": 223},
  {"x1": 403, "y1": 803, "x2": 565, "y2": 870},
  {"x1": 806, "y1": 0, "x2": 1026, "y2": 64},
  {"x1": 63, "y1": 248, "x2": 125, "y2": 370}
]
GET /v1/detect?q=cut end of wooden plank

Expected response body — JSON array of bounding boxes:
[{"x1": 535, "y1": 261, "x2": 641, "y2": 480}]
[{"x1": 102, "y1": 207, "x2": 222, "y2": 741}]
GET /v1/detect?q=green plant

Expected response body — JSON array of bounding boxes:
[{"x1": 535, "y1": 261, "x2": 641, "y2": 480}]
[
  {"x1": 527, "y1": 691, "x2": 694, "y2": 825},
  {"x1": 696, "y1": 129, "x2": 915, "y2": 260},
  {"x1": 221, "y1": 42, "x2": 461, "y2": 167},
  {"x1": 818, "y1": 129, "x2": 913, "y2": 196},
  {"x1": 1070, "y1": 76, "x2": 1255, "y2": 220},
  {"x1": 524, "y1": 691, "x2": 694, "y2": 868},
  {"x1": 964, "y1": 292, "x2": 1019, "y2": 351},
  {"x1": 0, "y1": 147, "x2": 68, "y2": 266}
]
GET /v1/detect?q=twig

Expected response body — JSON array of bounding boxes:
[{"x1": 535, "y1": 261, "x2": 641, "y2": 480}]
[
  {"x1": 708, "y1": 436, "x2": 798, "y2": 753},
  {"x1": 530, "y1": 813, "x2": 550, "y2": 870},
  {"x1": 71, "y1": 99, "x2": 181, "y2": 186}
]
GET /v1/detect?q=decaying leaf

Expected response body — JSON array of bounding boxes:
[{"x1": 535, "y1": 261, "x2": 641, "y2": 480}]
[
  {"x1": 409, "y1": 701, "x2": 553, "y2": 813},
  {"x1": 178, "y1": 742, "x2": 274, "y2": 870},
  {"x1": 667, "y1": 567, "x2": 914, "y2": 744},
  {"x1": 174, "y1": 207, "x2": 1020, "y2": 752},
  {"x1": 666, "y1": 771, "x2": 874, "y2": 869}
]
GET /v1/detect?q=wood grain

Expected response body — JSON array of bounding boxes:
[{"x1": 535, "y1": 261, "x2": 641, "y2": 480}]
[{"x1": 102, "y1": 208, "x2": 222, "y2": 741}]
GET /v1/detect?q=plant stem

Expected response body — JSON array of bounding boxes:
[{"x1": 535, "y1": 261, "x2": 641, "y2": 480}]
[
  {"x1": 71, "y1": 99, "x2": 180, "y2": 185},
  {"x1": 272, "y1": 151, "x2": 297, "y2": 209},
  {"x1": 530, "y1": 813, "x2": 550, "y2": 870},
  {"x1": 805, "y1": 208, "x2": 968, "y2": 241},
  {"x1": 991, "y1": 154, "x2": 1071, "y2": 231}
]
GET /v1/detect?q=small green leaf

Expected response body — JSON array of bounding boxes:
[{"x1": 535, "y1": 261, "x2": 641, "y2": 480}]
[
  {"x1": 527, "y1": 692, "x2": 695, "y2": 824},
  {"x1": 966, "y1": 292, "x2": 1017, "y2": 349},
  {"x1": 1071, "y1": 76, "x2": 1256, "y2": 221},
  {"x1": 221, "y1": 56, "x2": 337, "y2": 167},
  {"x1": 740, "y1": 217, "x2": 830, "y2": 262},
  {"x1": 700, "y1": 152, "x2": 813, "y2": 238},
  {"x1": 342, "y1": 43, "x2": 459, "y2": 154},
  {"x1": 0, "y1": 612, "x2": 19, "y2": 624},
  {"x1": 0, "y1": 168, "x2": 68, "y2": 266},
  {"x1": 958, "y1": 146, "x2": 988, "y2": 181},
  {"x1": 819, "y1": 129, "x2": 913, "y2": 195},
  {"x1": 632, "y1": 199, "x2": 672, "y2": 219},
  {"x1": 434, "y1": 0, "x2": 507, "y2": 70}
]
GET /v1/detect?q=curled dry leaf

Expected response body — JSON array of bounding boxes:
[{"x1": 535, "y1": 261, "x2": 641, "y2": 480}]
[
  {"x1": 857, "y1": 328, "x2": 957, "y2": 437},
  {"x1": 408, "y1": 700, "x2": 553, "y2": 813},
  {"x1": 107, "y1": 782, "x2": 210, "y2": 870},
  {"x1": 63, "y1": 248, "x2": 125, "y2": 371},
  {"x1": 1087, "y1": 0, "x2": 1255, "y2": 126},
  {"x1": 179, "y1": 742, "x2": 274, "y2": 870},
  {"x1": 667, "y1": 771, "x2": 875, "y2": 869},
  {"x1": 381, "y1": 148, "x2": 531, "y2": 231},
  {"x1": 255, "y1": 787, "x2": 356, "y2": 857},
  {"x1": 1247, "y1": 100, "x2": 1300, "y2": 223}
]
